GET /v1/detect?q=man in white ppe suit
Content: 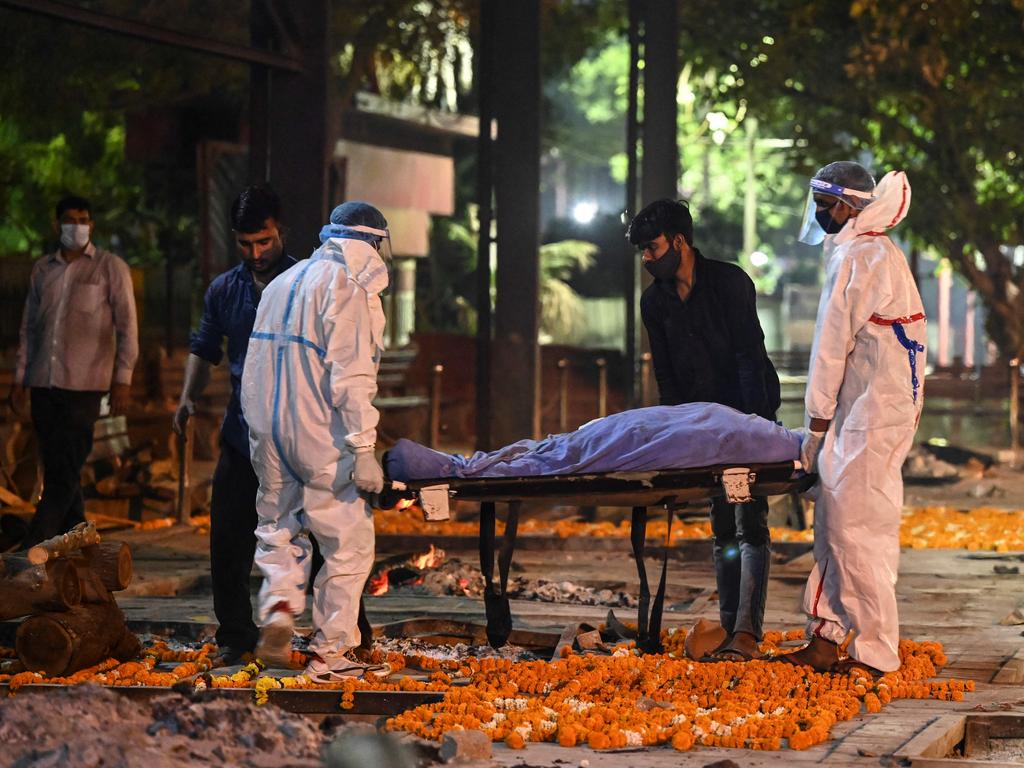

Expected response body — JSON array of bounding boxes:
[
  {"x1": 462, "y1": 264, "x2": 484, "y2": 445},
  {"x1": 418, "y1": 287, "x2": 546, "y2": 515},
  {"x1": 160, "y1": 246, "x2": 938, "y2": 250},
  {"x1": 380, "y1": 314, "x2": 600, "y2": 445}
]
[
  {"x1": 241, "y1": 201, "x2": 391, "y2": 681},
  {"x1": 778, "y1": 162, "x2": 925, "y2": 675}
]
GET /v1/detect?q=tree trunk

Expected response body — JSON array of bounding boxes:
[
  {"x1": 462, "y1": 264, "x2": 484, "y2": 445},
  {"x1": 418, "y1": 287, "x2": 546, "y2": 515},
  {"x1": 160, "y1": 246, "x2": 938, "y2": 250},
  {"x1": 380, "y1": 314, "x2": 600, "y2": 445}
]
[
  {"x1": 16, "y1": 602, "x2": 140, "y2": 677},
  {"x1": 0, "y1": 556, "x2": 81, "y2": 620},
  {"x1": 74, "y1": 541, "x2": 133, "y2": 592}
]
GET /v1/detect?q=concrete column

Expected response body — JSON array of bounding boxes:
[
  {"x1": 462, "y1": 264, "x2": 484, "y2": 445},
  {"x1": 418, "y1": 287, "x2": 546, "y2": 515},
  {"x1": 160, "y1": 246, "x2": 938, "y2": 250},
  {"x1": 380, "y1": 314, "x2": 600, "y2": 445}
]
[
  {"x1": 964, "y1": 290, "x2": 976, "y2": 370},
  {"x1": 393, "y1": 259, "x2": 416, "y2": 348},
  {"x1": 491, "y1": 0, "x2": 541, "y2": 444},
  {"x1": 264, "y1": 0, "x2": 331, "y2": 258},
  {"x1": 639, "y1": 0, "x2": 679, "y2": 205},
  {"x1": 937, "y1": 267, "x2": 951, "y2": 367}
]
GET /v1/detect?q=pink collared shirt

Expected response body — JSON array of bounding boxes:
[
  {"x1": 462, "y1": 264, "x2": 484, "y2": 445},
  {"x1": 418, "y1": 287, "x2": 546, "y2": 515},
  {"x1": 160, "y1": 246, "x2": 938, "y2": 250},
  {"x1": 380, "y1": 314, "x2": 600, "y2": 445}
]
[{"x1": 16, "y1": 243, "x2": 138, "y2": 391}]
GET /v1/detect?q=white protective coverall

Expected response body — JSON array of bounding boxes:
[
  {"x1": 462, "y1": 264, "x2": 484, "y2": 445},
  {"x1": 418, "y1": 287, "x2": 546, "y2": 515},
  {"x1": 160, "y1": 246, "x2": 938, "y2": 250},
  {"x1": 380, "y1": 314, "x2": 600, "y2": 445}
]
[
  {"x1": 241, "y1": 236, "x2": 387, "y2": 657},
  {"x1": 801, "y1": 171, "x2": 926, "y2": 672}
]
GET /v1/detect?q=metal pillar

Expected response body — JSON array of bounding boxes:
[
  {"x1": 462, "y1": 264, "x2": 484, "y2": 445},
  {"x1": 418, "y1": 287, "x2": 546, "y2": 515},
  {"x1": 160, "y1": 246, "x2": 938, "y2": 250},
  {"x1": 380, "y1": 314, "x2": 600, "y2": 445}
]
[
  {"x1": 624, "y1": 0, "x2": 643, "y2": 408},
  {"x1": 491, "y1": 0, "x2": 541, "y2": 445},
  {"x1": 639, "y1": 0, "x2": 679, "y2": 206},
  {"x1": 475, "y1": 0, "x2": 496, "y2": 450},
  {"x1": 254, "y1": 0, "x2": 331, "y2": 258}
]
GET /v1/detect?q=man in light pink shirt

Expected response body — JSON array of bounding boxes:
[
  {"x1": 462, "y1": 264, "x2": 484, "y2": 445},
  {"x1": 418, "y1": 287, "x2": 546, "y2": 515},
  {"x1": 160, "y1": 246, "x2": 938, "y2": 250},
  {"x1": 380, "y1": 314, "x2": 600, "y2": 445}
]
[{"x1": 8, "y1": 195, "x2": 138, "y2": 547}]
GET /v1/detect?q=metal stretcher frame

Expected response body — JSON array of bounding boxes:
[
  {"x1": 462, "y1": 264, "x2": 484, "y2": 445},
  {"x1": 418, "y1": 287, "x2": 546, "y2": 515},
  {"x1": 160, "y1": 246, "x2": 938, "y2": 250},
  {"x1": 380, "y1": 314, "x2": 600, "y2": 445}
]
[{"x1": 384, "y1": 460, "x2": 814, "y2": 654}]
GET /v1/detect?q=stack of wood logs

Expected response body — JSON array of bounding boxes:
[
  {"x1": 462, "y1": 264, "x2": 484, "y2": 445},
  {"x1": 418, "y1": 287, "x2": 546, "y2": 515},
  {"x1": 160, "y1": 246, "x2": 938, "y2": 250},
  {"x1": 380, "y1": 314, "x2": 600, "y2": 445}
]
[{"x1": 0, "y1": 522, "x2": 140, "y2": 676}]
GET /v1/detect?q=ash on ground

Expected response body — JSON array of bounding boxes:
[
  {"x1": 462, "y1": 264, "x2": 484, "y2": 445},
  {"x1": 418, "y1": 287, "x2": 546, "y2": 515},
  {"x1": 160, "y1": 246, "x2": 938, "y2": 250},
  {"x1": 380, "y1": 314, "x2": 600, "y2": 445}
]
[
  {"x1": 372, "y1": 636, "x2": 538, "y2": 663},
  {"x1": 0, "y1": 684, "x2": 323, "y2": 768},
  {"x1": 374, "y1": 554, "x2": 637, "y2": 608},
  {"x1": 0, "y1": 685, "x2": 439, "y2": 768}
]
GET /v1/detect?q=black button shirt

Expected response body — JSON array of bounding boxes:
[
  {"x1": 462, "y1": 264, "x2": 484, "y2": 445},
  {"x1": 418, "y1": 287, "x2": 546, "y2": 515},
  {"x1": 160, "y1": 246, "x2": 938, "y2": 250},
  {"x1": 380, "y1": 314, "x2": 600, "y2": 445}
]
[{"x1": 640, "y1": 249, "x2": 780, "y2": 420}]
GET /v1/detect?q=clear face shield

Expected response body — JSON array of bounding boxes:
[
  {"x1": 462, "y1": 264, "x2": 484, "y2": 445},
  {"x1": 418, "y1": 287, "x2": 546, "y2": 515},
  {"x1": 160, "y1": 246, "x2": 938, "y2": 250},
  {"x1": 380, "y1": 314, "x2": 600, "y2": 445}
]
[
  {"x1": 797, "y1": 178, "x2": 874, "y2": 245},
  {"x1": 346, "y1": 224, "x2": 392, "y2": 265}
]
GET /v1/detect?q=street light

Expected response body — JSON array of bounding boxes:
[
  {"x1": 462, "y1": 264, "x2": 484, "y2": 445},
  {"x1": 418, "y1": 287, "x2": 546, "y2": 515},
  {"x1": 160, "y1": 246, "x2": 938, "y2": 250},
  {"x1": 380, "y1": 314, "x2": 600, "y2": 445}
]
[
  {"x1": 750, "y1": 250, "x2": 769, "y2": 268},
  {"x1": 572, "y1": 201, "x2": 598, "y2": 224}
]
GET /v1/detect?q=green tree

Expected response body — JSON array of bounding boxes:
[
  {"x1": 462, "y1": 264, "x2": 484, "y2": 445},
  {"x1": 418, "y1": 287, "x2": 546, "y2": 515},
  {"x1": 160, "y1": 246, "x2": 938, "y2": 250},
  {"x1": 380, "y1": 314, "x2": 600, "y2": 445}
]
[{"x1": 679, "y1": 0, "x2": 1024, "y2": 358}]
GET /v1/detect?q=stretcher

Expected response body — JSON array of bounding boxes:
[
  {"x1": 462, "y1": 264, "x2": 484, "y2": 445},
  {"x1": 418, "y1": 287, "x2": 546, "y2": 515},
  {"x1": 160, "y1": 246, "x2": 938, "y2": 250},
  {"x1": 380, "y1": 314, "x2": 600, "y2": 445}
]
[{"x1": 381, "y1": 459, "x2": 814, "y2": 653}]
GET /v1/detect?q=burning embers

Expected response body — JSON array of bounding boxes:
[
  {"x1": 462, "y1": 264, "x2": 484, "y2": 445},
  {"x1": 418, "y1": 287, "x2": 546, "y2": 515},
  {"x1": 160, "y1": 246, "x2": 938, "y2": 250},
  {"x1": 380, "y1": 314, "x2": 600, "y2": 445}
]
[
  {"x1": 366, "y1": 546, "x2": 636, "y2": 607},
  {"x1": 367, "y1": 545, "x2": 447, "y2": 596}
]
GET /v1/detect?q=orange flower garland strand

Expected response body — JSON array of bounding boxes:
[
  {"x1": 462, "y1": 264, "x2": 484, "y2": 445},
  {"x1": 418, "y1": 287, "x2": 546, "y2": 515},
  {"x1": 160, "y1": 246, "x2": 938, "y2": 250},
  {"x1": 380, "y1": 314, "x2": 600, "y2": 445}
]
[
  {"x1": 385, "y1": 637, "x2": 971, "y2": 753},
  {"x1": 374, "y1": 504, "x2": 1024, "y2": 552},
  {"x1": 0, "y1": 635, "x2": 972, "y2": 754}
]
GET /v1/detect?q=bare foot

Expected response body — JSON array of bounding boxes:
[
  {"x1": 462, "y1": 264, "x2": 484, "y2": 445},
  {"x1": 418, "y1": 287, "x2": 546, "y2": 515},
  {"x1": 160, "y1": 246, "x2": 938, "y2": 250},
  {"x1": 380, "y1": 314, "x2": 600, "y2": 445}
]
[{"x1": 772, "y1": 634, "x2": 840, "y2": 672}]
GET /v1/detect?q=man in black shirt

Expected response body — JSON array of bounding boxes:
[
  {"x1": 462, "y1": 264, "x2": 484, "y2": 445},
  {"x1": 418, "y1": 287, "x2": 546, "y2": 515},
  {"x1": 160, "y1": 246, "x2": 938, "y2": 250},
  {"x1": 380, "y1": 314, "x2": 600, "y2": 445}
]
[{"x1": 629, "y1": 199, "x2": 781, "y2": 662}]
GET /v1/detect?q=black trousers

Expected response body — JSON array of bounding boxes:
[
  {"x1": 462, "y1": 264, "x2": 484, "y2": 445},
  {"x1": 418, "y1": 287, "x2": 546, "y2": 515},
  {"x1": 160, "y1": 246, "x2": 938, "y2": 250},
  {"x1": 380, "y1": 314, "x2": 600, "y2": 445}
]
[
  {"x1": 710, "y1": 494, "x2": 771, "y2": 641},
  {"x1": 25, "y1": 388, "x2": 103, "y2": 548},
  {"x1": 210, "y1": 439, "x2": 260, "y2": 651}
]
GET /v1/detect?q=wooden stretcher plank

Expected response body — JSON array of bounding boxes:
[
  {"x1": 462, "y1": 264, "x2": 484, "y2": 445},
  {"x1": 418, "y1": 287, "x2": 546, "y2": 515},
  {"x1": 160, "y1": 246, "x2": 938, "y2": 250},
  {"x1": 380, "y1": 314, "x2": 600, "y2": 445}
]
[{"x1": 393, "y1": 461, "x2": 811, "y2": 508}]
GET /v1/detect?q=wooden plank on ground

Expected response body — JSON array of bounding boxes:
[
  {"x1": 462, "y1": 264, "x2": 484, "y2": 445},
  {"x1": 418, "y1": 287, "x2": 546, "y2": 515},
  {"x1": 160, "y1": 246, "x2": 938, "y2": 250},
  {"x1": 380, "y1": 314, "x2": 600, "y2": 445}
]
[
  {"x1": 895, "y1": 714, "x2": 965, "y2": 760},
  {"x1": 992, "y1": 646, "x2": 1024, "y2": 684}
]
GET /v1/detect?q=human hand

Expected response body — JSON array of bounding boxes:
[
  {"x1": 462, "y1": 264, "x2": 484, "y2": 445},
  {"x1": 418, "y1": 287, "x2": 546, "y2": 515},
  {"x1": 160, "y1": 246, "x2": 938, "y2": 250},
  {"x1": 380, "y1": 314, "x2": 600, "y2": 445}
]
[
  {"x1": 352, "y1": 448, "x2": 384, "y2": 494},
  {"x1": 797, "y1": 428, "x2": 826, "y2": 473},
  {"x1": 173, "y1": 399, "x2": 195, "y2": 436},
  {"x1": 7, "y1": 384, "x2": 27, "y2": 416},
  {"x1": 110, "y1": 382, "x2": 131, "y2": 416}
]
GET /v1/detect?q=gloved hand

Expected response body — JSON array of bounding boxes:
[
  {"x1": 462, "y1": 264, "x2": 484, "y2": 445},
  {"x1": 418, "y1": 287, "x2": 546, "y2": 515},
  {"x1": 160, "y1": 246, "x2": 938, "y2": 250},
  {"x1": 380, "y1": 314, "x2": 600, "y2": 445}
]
[
  {"x1": 352, "y1": 448, "x2": 384, "y2": 494},
  {"x1": 798, "y1": 428, "x2": 826, "y2": 473}
]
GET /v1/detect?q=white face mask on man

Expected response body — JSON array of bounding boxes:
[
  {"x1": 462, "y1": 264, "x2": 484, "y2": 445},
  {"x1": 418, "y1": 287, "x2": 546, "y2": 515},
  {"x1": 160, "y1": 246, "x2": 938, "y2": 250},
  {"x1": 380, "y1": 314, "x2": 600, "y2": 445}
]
[{"x1": 60, "y1": 223, "x2": 91, "y2": 251}]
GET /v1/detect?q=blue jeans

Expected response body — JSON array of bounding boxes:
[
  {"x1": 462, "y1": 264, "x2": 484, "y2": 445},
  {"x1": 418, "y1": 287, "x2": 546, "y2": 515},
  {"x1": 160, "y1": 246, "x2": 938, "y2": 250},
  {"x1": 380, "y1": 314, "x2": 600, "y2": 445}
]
[{"x1": 710, "y1": 495, "x2": 770, "y2": 640}]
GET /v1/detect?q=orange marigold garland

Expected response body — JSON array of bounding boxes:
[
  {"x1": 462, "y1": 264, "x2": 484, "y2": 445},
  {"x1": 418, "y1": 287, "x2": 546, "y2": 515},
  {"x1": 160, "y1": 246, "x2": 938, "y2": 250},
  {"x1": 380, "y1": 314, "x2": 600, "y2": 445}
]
[
  {"x1": 0, "y1": 633, "x2": 973, "y2": 754},
  {"x1": 373, "y1": 503, "x2": 1024, "y2": 551},
  {"x1": 384, "y1": 637, "x2": 972, "y2": 753}
]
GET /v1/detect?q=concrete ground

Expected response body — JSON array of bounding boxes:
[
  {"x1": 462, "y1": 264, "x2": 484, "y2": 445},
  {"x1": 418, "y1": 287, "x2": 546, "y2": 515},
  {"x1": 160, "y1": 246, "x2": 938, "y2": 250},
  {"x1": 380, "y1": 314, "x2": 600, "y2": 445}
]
[{"x1": 80, "y1": 485, "x2": 1024, "y2": 767}]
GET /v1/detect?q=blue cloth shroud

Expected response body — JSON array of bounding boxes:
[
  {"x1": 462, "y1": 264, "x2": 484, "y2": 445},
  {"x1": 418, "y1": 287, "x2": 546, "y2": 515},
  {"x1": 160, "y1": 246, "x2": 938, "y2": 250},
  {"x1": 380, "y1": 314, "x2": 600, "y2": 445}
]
[{"x1": 385, "y1": 402, "x2": 801, "y2": 481}]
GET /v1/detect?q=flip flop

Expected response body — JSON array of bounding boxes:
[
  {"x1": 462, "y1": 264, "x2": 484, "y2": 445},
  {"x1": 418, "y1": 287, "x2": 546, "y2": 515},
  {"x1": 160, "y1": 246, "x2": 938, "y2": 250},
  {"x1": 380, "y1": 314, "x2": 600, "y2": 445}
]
[
  {"x1": 830, "y1": 658, "x2": 884, "y2": 680},
  {"x1": 699, "y1": 646, "x2": 759, "y2": 663}
]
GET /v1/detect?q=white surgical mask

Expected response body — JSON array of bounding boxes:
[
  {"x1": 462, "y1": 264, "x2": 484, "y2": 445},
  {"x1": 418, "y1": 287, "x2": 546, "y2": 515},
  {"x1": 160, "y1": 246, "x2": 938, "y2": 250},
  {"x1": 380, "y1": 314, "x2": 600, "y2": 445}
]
[{"x1": 60, "y1": 223, "x2": 91, "y2": 251}]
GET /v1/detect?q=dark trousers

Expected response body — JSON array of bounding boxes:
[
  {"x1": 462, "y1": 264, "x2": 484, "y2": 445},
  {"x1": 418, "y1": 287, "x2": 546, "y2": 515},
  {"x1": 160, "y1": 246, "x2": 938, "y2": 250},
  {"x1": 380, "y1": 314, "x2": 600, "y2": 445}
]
[
  {"x1": 210, "y1": 439, "x2": 260, "y2": 651},
  {"x1": 710, "y1": 495, "x2": 771, "y2": 640},
  {"x1": 25, "y1": 388, "x2": 103, "y2": 548}
]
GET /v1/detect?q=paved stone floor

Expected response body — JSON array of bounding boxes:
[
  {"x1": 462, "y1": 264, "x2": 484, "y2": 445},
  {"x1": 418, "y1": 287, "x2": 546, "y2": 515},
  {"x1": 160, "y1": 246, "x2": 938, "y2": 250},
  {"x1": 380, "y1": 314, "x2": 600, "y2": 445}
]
[{"x1": 69, "y1": 507, "x2": 1023, "y2": 767}]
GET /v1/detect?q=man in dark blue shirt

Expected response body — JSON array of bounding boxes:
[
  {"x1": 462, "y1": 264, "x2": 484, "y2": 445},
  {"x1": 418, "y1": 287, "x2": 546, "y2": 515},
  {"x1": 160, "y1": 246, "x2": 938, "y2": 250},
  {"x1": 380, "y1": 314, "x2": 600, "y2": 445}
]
[
  {"x1": 173, "y1": 185, "x2": 296, "y2": 663},
  {"x1": 629, "y1": 199, "x2": 781, "y2": 664}
]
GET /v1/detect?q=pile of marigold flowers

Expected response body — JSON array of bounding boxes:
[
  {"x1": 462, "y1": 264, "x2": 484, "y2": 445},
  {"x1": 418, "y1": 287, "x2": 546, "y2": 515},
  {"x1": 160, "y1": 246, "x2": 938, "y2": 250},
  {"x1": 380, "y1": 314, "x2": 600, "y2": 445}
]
[
  {"x1": 372, "y1": 503, "x2": 1024, "y2": 552},
  {"x1": 900, "y1": 506, "x2": 1024, "y2": 551},
  {"x1": 386, "y1": 634, "x2": 971, "y2": 752},
  {"x1": 0, "y1": 632, "x2": 972, "y2": 753}
]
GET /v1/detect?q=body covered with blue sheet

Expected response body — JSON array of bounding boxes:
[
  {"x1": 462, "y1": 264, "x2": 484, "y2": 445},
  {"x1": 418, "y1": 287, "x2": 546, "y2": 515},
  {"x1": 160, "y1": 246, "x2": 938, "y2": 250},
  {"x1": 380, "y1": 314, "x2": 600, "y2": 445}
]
[{"x1": 385, "y1": 402, "x2": 799, "y2": 481}]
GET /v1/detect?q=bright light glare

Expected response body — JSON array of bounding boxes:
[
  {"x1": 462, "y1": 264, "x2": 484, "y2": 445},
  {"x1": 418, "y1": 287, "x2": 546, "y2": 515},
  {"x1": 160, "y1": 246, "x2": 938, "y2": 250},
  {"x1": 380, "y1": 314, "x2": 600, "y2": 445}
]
[
  {"x1": 573, "y1": 201, "x2": 598, "y2": 224},
  {"x1": 750, "y1": 250, "x2": 769, "y2": 267}
]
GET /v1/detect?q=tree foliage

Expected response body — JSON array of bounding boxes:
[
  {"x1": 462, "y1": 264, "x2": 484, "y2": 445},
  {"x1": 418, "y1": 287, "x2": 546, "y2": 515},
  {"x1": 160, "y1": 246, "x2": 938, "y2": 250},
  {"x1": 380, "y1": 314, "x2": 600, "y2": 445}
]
[{"x1": 679, "y1": 0, "x2": 1024, "y2": 356}]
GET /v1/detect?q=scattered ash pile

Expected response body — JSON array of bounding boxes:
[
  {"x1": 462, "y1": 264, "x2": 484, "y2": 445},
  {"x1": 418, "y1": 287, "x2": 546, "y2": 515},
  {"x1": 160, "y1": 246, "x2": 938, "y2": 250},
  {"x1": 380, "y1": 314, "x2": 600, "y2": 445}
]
[
  {"x1": 0, "y1": 684, "x2": 442, "y2": 768},
  {"x1": 367, "y1": 546, "x2": 636, "y2": 607},
  {"x1": 903, "y1": 443, "x2": 994, "y2": 484},
  {"x1": 371, "y1": 636, "x2": 538, "y2": 664},
  {"x1": 0, "y1": 684, "x2": 324, "y2": 768}
]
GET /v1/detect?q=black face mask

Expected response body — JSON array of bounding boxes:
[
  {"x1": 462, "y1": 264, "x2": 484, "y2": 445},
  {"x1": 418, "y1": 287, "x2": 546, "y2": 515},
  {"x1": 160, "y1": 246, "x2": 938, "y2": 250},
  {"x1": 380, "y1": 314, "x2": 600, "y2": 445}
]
[
  {"x1": 644, "y1": 245, "x2": 682, "y2": 281},
  {"x1": 814, "y1": 207, "x2": 844, "y2": 235}
]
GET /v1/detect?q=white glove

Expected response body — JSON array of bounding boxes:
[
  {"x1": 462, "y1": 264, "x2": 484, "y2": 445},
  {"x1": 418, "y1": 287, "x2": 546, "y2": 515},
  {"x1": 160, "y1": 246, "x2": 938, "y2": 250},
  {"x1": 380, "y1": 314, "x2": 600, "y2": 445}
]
[
  {"x1": 352, "y1": 448, "x2": 384, "y2": 494},
  {"x1": 798, "y1": 428, "x2": 826, "y2": 473}
]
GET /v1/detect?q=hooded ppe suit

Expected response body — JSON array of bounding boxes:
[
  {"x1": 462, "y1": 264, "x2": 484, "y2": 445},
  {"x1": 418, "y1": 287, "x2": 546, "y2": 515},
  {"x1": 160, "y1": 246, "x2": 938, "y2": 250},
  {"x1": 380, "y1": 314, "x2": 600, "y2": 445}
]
[
  {"x1": 801, "y1": 170, "x2": 925, "y2": 672},
  {"x1": 241, "y1": 235, "x2": 387, "y2": 658}
]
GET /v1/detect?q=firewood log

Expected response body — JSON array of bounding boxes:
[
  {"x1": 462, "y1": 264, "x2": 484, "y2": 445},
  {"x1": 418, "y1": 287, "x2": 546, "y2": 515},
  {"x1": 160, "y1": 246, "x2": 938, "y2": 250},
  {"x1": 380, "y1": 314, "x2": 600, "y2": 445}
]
[
  {"x1": 0, "y1": 557, "x2": 81, "y2": 620},
  {"x1": 26, "y1": 522, "x2": 101, "y2": 565},
  {"x1": 15, "y1": 602, "x2": 139, "y2": 677},
  {"x1": 74, "y1": 541, "x2": 133, "y2": 592}
]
